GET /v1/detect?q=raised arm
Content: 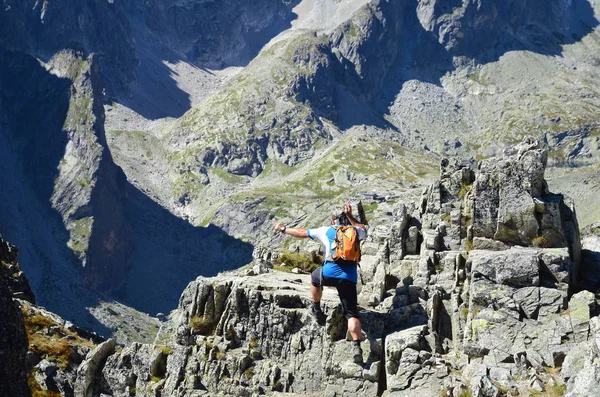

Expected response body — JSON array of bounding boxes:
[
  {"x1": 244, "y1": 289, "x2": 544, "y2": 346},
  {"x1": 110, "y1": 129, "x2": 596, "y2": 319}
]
[
  {"x1": 344, "y1": 202, "x2": 366, "y2": 230},
  {"x1": 273, "y1": 223, "x2": 309, "y2": 238}
]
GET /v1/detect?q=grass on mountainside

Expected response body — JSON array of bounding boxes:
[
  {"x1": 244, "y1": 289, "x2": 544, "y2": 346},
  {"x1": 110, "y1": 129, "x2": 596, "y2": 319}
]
[
  {"x1": 273, "y1": 250, "x2": 323, "y2": 273},
  {"x1": 251, "y1": 139, "x2": 437, "y2": 198},
  {"x1": 28, "y1": 373, "x2": 62, "y2": 397},
  {"x1": 529, "y1": 382, "x2": 566, "y2": 397},
  {"x1": 67, "y1": 216, "x2": 93, "y2": 257},
  {"x1": 532, "y1": 234, "x2": 552, "y2": 248},
  {"x1": 167, "y1": 32, "x2": 330, "y2": 154},
  {"x1": 362, "y1": 201, "x2": 379, "y2": 214},
  {"x1": 193, "y1": 138, "x2": 438, "y2": 228},
  {"x1": 21, "y1": 303, "x2": 95, "y2": 372},
  {"x1": 211, "y1": 167, "x2": 247, "y2": 183},
  {"x1": 189, "y1": 316, "x2": 216, "y2": 335}
]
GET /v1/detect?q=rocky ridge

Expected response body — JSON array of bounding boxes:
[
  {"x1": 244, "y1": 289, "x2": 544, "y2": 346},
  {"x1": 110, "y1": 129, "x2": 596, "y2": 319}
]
[
  {"x1": 66, "y1": 138, "x2": 600, "y2": 396},
  {"x1": 1, "y1": 233, "x2": 105, "y2": 397},
  {"x1": 1, "y1": 0, "x2": 600, "y2": 352}
]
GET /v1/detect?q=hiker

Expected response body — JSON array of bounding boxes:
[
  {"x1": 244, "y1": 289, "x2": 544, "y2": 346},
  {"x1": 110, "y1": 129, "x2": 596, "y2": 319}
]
[{"x1": 273, "y1": 202, "x2": 367, "y2": 364}]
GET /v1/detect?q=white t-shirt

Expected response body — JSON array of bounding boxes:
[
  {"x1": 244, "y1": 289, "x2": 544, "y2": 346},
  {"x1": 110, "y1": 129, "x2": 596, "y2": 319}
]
[{"x1": 307, "y1": 225, "x2": 367, "y2": 261}]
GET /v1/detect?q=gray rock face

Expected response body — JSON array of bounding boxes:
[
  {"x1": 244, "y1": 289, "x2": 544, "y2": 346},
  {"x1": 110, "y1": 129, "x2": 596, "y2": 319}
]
[
  {"x1": 470, "y1": 138, "x2": 582, "y2": 282},
  {"x1": 0, "y1": 268, "x2": 31, "y2": 397},
  {"x1": 416, "y1": 0, "x2": 581, "y2": 59},
  {"x1": 385, "y1": 325, "x2": 428, "y2": 390},
  {"x1": 468, "y1": 248, "x2": 540, "y2": 287},
  {"x1": 0, "y1": 236, "x2": 35, "y2": 303},
  {"x1": 144, "y1": 272, "x2": 386, "y2": 396},
  {"x1": 0, "y1": 0, "x2": 136, "y2": 96},
  {"x1": 75, "y1": 339, "x2": 116, "y2": 397},
  {"x1": 473, "y1": 139, "x2": 543, "y2": 245}
]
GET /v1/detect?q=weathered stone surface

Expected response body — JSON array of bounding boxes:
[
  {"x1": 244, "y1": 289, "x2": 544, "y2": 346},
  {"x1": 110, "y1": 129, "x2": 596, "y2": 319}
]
[
  {"x1": 470, "y1": 278, "x2": 518, "y2": 314},
  {"x1": 358, "y1": 242, "x2": 389, "y2": 307},
  {"x1": 538, "y1": 287, "x2": 568, "y2": 317},
  {"x1": 472, "y1": 237, "x2": 511, "y2": 251},
  {"x1": 74, "y1": 339, "x2": 116, "y2": 397},
  {"x1": 538, "y1": 248, "x2": 571, "y2": 285},
  {"x1": 513, "y1": 287, "x2": 540, "y2": 319},
  {"x1": 389, "y1": 203, "x2": 408, "y2": 263},
  {"x1": 565, "y1": 356, "x2": 600, "y2": 397},
  {"x1": 568, "y1": 290, "x2": 596, "y2": 342},
  {"x1": 0, "y1": 271, "x2": 31, "y2": 397},
  {"x1": 469, "y1": 248, "x2": 540, "y2": 287},
  {"x1": 488, "y1": 366, "x2": 516, "y2": 390},
  {"x1": 561, "y1": 343, "x2": 589, "y2": 381},
  {"x1": 385, "y1": 325, "x2": 428, "y2": 390},
  {"x1": 100, "y1": 343, "x2": 170, "y2": 397},
  {"x1": 472, "y1": 375, "x2": 500, "y2": 397},
  {"x1": 405, "y1": 226, "x2": 420, "y2": 255}
]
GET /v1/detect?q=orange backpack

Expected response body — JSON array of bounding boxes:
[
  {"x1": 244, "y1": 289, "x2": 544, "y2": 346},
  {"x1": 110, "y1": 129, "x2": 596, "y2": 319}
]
[{"x1": 330, "y1": 226, "x2": 361, "y2": 264}]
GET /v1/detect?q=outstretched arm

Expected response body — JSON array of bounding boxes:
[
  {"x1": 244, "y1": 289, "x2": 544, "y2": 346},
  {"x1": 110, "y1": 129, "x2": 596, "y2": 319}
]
[
  {"x1": 344, "y1": 202, "x2": 366, "y2": 230},
  {"x1": 273, "y1": 223, "x2": 309, "y2": 238}
]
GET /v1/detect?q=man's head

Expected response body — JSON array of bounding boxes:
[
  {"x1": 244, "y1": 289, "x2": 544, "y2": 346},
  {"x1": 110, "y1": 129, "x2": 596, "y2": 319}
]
[{"x1": 331, "y1": 209, "x2": 350, "y2": 226}]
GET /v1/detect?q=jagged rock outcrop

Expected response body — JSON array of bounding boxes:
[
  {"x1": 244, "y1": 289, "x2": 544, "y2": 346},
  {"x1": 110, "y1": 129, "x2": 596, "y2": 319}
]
[
  {"x1": 416, "y1": 0, "x2": 583, "y2": 60},
  {"x1": 1, "y1": 235, "x2": 35, "y2": 303},
  {"x1": 74, "y1": 339, "x2": 116, "y2": 397},
  {"x1": 0, "y1": 233, "x2": 103, "y2": 397},
  {"x1": 0, "y1": 239, "x2": 31, "y2": 397},
  {"x1": 93, "y1": 271, "x2": 395, "y2": 396},
  {"x1": 68, "y1": 137, "x2": 600, "y2": 396}
]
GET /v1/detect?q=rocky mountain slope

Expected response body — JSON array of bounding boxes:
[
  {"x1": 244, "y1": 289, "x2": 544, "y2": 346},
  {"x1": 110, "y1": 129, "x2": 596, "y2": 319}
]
[
  {"x1": 50, "y1": 138, "x2": 600, "y2": 397},
  {"x1": 1, "y1": 0, "x2": 600, "y2": 351}
]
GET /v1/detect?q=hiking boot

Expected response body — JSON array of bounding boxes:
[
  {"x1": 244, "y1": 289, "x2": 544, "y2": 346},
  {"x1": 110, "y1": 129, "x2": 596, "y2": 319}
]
[
  {"x1": 352, "y1": 344, "x2": 363, "y2": 365},
  {"x1": 311, "y1": 305, "x2": 326, "y2": 326}
]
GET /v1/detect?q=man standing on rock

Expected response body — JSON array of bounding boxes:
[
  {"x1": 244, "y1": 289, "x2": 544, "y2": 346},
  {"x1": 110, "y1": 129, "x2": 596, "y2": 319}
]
[{"x1": 273, "y1": 202, "x2": 367, "y2": 364}]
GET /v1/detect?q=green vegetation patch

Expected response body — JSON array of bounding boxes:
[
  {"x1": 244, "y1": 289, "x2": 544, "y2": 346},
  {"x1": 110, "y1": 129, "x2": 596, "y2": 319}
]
[
  {"x1": 273, "y1": 250, "x2": 323, "y2": 273},
  {"x1": 210, "y1": 167, "x2": 247, "y2": 183},
  {"x1": 28, "y1": 373, "x2": 62, "y2": 397},
  {"x1": 189, "y1": 316, "x2": 216, "y2": 336},
  {"x1": 68, "y1": 216, "x2": 93, "y2": 257},
  {"x1": 21, "y1": 303, "x2": 95, "y2": 371},
  {"x1": 532, "y1": 234, "x2": 552, "y2": 248}
]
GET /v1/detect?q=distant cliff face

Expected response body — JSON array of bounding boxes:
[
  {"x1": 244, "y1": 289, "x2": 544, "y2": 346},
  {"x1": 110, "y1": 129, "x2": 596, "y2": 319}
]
[
  {"x1": 0, "y1": 47, "x2": 133, "y2": 296},
  {"x1": 0, "y1": 0, "x2": 299, "y2": 97}
]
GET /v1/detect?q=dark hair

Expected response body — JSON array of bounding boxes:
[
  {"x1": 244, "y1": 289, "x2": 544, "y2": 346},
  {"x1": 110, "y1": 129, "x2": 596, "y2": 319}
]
[{"x1": 333, "y1": 212, "x2": 349, "y2": 226}]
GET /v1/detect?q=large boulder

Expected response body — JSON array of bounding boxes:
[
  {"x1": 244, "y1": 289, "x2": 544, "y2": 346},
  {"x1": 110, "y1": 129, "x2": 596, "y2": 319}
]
[
  {"x1": 471, "y1": 138, "x2": 580, "y2": 260},
  {"x1": 74, "y1": 339, "x2": 116, "y2": 397},
  {"x1": 468, "y1": 248, "x2": 540, "y2": 288}
]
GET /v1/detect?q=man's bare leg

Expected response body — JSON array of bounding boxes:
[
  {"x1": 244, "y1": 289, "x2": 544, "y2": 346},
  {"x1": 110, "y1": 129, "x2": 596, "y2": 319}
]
[
  {"x1": 311, "y1": 284, "x2": 322, "y2": 304},
  {"x1": 348, "y1": 317, "x2": 362, "y2": 341}
]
